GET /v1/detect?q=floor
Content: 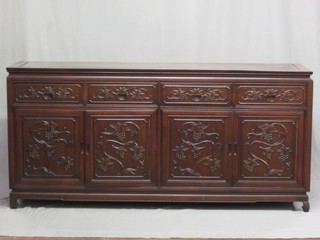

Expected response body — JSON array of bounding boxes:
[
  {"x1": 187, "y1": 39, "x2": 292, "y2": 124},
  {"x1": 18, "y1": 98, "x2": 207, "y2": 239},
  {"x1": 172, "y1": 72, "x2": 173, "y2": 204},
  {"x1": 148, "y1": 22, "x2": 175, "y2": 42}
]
[
  {"x1": 1, "y1": 238, "x2": 320, "y2": 240},
  {"x1": 0, "y1": 238, "x2": 106, "y2": 240},
  {"x1": 0, "y1": 236, "x2": 320, "y2": 240},
  {"x1": 0, "y1": 238, "x2": 172, "y2": 240},
  {"x1": 1, "y1": 197, "x2": 320, "y2": 238}
]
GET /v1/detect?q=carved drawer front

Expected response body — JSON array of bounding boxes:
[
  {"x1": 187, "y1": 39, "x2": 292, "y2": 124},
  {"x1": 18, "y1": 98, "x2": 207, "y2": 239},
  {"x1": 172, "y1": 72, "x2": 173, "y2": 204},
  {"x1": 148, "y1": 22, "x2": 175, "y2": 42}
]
[
  {"x1": 14, "y1": 84, "x2": 82, "y2": 104},
  {"x1": 161, "y1": 84, "x2": 231, "y2": 105},
  {"x1": 236, "y1": 85, "x2": 306, "y2": 105},
  {"x1": 88, "y1": 83, "x2": 157, "y2": 104}
]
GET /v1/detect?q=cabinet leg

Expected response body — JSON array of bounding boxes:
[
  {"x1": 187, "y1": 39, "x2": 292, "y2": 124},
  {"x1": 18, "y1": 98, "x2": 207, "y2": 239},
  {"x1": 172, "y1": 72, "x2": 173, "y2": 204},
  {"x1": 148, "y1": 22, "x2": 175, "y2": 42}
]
[
  {"x1": 302, "y1": 201, "x2": 310, "y2": 212},
  {"x1": 9, "y1": 194, "x2": 18, "y2": 209}
]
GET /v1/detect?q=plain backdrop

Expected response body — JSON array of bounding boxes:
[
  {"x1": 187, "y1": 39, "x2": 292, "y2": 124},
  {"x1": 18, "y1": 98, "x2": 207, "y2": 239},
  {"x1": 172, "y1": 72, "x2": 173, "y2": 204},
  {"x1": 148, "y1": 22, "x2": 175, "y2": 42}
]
[{"x1": 0, "y1": 0, "x2": 320, "y2": 238}]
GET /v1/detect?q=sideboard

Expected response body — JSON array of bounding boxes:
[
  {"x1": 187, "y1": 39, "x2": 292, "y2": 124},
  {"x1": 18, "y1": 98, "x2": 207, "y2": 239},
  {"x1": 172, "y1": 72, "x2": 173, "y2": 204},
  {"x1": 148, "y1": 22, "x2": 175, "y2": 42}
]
[{"x1": 7, "y1": 62, "x2": 313, "y2": 211}]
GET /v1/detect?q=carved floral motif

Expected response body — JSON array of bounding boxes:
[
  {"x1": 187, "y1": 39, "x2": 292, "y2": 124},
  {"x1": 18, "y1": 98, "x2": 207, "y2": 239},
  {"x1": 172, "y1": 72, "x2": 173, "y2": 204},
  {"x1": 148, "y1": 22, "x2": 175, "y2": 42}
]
[
  {"x1": 24, "y1": 120, "x2": 74, "y2": 176},
  {"x1": 18, "y1": 86, "x2": 77, "y2": 101},
  {"x1": 92, "y1": 86, "x2": 153, "y2": 101},
  {"x1": 243, "y1": 123, "x2": 293, "y2": 177},
  {"x1": 172, "y1": 121, "x2": 222, "y2": 177},
  {"x1": 242, "y1": 88, "x2": 301, "y2": 102},
  {"x1": 96, "y1": 121, "x2": 145, "y2": 176},
  {"x1": 167, "y1": 88, "x2": 227, "y2": 102}
]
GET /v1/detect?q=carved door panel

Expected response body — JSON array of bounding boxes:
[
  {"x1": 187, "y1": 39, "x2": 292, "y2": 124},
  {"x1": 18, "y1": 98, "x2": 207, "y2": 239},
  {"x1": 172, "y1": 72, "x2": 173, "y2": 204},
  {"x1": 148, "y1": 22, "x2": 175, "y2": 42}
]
[
  {"x1": 161, "y1": 109, "x2": 232, "y2": 188},
  {"x1": 14, "y1": 109, "x2": 84, "y2": 187},
  {"x1": 86, "y1": 109, "x2": 157, "y2": 188},
  {"x1": 233, "y1": 111, "x2": 304, "y2": 188}
]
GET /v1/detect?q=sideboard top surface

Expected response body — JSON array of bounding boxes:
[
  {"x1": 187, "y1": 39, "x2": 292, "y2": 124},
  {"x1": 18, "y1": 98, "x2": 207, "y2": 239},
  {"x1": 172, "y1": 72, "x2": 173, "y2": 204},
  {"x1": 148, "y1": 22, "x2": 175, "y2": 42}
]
[{"x1": 7, "y1": 61, "x2": 312, "y2": 77}]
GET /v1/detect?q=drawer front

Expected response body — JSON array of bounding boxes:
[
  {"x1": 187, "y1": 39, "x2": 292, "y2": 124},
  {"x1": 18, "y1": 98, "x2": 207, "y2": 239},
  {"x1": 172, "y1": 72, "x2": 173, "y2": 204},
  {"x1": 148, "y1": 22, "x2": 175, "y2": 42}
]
[
  {"x1": 162, "y1": 84, "x2": 232, "y2": 105},
  {"x1": 88, "y1": 83, "x2": 157, "y2": 104},
  {"x1": 14, "y1": 83, "x2": 82, "y2": 104},
  {"x1": 236, "y1": 85, "x2": 306, "y2": 105}
]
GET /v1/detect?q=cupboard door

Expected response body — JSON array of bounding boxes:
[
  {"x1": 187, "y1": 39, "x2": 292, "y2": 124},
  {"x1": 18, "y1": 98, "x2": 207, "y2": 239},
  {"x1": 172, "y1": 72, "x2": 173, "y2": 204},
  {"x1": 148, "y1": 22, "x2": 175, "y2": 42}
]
[
  {"x1": 162, "y1": 109, "x2": 232, "y2": 188},
  {"x1": 233, "y1": 111, "x2": 304, "y2": 188},
  {"x1": 13, "y1": 109, "x2": 84, "y2": 187},
  {"x1": 86, "y1": 109, "x2": 157, "y2": 187}
]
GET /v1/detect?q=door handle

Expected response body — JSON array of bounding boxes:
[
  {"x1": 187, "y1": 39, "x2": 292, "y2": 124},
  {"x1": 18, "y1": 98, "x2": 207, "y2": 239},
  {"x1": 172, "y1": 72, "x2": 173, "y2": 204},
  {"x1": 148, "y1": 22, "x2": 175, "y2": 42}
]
[
  {"x1": 234, "y1": 142, "x2": 238, "y2": 156},
  {"x1": 80, "y1": 141, "x2": 85, "y2": 155},
  {"x1": 228, "y1": 142, "x2": 238, "y2": 156},
  {"x1": 81, "y1": 141, "x2": 90, "y2": 155},
  {"x1": 85, "y1": 142, "x2": 90, "y2": 155},
  {"x1": 228, "y1": 142, "x2": 233, "y2": 155}
]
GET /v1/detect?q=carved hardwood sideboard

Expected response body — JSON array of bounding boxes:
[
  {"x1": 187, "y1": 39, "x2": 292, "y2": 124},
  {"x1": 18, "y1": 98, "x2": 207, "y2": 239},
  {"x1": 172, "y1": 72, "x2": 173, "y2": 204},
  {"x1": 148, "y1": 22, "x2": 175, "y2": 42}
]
[{"x1": 7, "y1": 62, "x2": 313, "y2": 211}]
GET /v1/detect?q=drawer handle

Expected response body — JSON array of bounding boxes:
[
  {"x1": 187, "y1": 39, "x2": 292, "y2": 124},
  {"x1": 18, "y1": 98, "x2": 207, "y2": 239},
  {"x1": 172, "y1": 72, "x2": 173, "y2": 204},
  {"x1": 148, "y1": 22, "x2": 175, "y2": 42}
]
[
  {"x1": 117, "y1": 93, "x2": 128, "y2": 100},
  {"x1": 42, "y1": 92, "x2": 54, "y2": 100},
  {"x1": 266, "y1": 93, "x2": 277, "y2": 101},
  {"x1": 191, "y1": 93, "x2": 202, "y2": 102}
]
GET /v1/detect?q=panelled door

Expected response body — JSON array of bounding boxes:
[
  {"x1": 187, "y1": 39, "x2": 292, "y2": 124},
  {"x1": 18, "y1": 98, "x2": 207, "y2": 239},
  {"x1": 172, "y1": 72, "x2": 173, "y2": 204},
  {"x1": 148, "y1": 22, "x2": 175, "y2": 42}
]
[
  {"x1": 13, "y1": 109, "x2": 84, "y2": 187},
  {"x1": 233, "y1": 111, "x2": 305, "y2": 188},
  {"x1": 85, "y1": 109, "x2": 158, "y2": 188},
  {"x1": 161, "y1": 109, "x2": 233, "y2": 188}
]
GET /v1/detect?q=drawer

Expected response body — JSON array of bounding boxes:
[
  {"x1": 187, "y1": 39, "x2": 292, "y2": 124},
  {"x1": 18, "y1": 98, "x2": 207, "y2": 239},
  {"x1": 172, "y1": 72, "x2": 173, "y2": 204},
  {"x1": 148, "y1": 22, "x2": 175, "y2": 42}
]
[
  {"x1": 14, "y1": 83, "x2": 82, "y2": 104},
  {"x1": 161, "y1": 84, "x2": 231, "y2": 105},
  {"x1": 236, "y1": 85, "x2": 306, "y2": 105},
  {"x1": 88, "y1": 83, "x2": 157, "y2": 104}
]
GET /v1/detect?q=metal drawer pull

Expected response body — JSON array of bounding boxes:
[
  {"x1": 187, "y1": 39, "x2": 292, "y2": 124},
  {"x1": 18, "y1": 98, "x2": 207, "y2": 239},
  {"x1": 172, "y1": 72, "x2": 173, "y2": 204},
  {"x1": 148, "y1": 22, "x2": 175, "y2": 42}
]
[
  {"x1": 117, "y1": 92, "x2": 128, "y2": 100},
  {"x1": 266, "y1": 93, "x2": 277, "y2": 101},
  {"x1": 191, "y1": 93, "x2": 202, "y2": 101}
]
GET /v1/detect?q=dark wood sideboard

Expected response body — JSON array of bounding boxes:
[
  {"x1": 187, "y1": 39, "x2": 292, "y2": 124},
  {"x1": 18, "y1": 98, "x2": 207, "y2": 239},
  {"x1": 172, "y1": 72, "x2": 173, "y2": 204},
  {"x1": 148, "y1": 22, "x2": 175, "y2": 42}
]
[{"x1": 7, "y1": 62, "x2": 313, "y2": 211}]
